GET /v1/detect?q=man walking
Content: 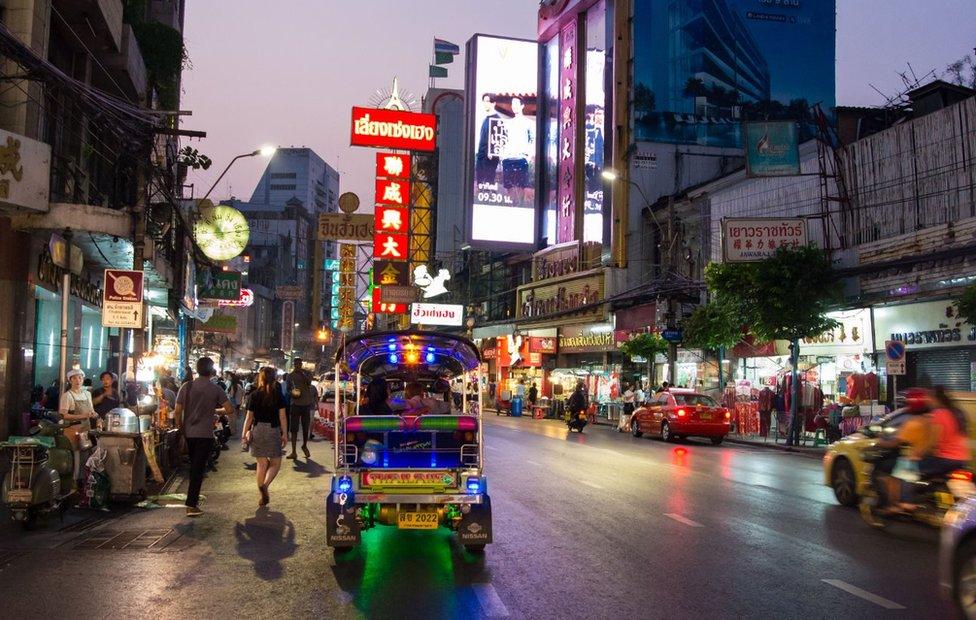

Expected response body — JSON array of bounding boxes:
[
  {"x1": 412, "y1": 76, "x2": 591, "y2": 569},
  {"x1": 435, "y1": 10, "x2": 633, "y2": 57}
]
[
  {"x1": 174, "y1": 357, "x2": 235, "y2": 517},
  {"x1": 285, "y1": 358, "x2": 316, "y2": 460}
]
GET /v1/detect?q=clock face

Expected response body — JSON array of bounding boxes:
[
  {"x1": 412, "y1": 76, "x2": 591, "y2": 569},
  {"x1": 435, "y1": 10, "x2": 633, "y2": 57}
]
[{"x1": 194, "y1": 206, "x2": 250, "y2": 261}]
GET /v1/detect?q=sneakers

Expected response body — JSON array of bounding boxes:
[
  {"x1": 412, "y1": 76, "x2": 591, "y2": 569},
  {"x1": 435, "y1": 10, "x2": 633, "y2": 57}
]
[{"x1": 186, "y1": 506, "x2": 204, "y2": 518}]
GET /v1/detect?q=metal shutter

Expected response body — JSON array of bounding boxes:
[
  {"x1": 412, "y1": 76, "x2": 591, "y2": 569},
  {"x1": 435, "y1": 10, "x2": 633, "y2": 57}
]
[{"x1": 910, "y1": 349, "x2": 972, "y2": 391}]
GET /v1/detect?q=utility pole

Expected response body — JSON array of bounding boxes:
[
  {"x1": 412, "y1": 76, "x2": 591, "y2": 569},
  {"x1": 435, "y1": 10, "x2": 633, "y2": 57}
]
[{"x1": 665, "y1": 196, "x2": 678, "y2": 386}]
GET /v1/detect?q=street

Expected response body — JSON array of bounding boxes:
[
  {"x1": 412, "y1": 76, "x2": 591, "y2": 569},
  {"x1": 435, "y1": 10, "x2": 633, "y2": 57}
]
[{"x1": 0, "y1": 417, "x2": 952, "y2": 619}]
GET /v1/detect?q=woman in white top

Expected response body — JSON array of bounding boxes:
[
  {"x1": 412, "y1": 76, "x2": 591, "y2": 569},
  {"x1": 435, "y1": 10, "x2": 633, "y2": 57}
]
[{"x1": 59, "y1": 368, "x2": 98, "y2": 431}]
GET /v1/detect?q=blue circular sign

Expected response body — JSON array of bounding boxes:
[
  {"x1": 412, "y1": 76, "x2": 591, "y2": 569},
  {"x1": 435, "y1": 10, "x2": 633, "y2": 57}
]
[{"x1": 885, "y1": 340, "x2": 905, "y2": 361}]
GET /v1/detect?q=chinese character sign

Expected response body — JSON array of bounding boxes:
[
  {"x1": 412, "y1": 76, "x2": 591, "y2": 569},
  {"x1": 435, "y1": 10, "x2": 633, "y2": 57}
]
[
  {"x1": 373, "y1": 233, "x2": 408, "y2": 259},
  {"x1": 375, "y1": 206, "x2": 408, "y2": 233},
  {"x1": 375, "y1": 153, "x2": 411, "y2": 179},
  {"x1": 376, "y1": 179, "x2": 410, "y2": 206}
]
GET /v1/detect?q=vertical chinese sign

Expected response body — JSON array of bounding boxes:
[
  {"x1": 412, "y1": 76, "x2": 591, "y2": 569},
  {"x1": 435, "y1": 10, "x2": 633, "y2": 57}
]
[
  {"x1": 337, "y1": 243, "x2": 357, "y2": 331},
  {"x1": 557, "y1": 19, "x2": 578, "y2": 244},
  {"x1": 372, "y1": 153, "x2": 412, "y2": 314}
]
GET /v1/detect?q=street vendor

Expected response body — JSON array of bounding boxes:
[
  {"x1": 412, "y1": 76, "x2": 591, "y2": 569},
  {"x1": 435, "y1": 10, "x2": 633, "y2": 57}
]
[{"x1": 59, "y1": 368, "x2": 98, "y2": 430}]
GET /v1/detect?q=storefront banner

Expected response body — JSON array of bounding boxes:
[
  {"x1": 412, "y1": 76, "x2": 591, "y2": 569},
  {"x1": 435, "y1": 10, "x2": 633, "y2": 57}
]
[
  {"x1": 350, "y1": 107, "x2": 437, "y2": 152},
  {"x1": 721, "y1": 218, "x2": 808, "y2": 262},
  {"x1": 317, "y1": 213, "x2": 374, "y2": 242},
  {"x1": 410, "y1": 303, "x2": 463, "y2": 327},
  {"x1": 801, "y1": 309, "x2": 871, "y2": 352},
  {"x1": 198, "y1": 271, "x2": 241, "y2": 301},
  {"x1": 529, "y1": 336, "x2": 557, "y2": 354},
  {"x1": 198, "y1": 311, "x2": 237, "y2": 335},
  {"x1": 531, "y1": 241, "x2": 602, "y2": 282},
  {"x1": 873, "y1": 300, "x2": 975, "y2": 350},
  {"x1": 0, "y1": 128, "x2": 50, "y2": 212},
  {"x1": 558, "y1": 324, "x2": 627, "y2": 353},
  {"x1": 516, "y1": 270, "x2": 605, "y2": 325}
]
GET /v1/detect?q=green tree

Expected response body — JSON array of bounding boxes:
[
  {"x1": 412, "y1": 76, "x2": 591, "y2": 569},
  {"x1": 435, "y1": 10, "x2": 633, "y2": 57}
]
[
  {"x1": 689, "y1": 246, "x2": 841, "y2": 445},
  {"x1": 954, "y1": 283, "x2": 976, "y2": 323},
  {"x1": 620, "y1": 333, "x2": 669, "y2": 387},
  {"x1": 682, "y1": 299, "x2": 743, "y2": 350}
]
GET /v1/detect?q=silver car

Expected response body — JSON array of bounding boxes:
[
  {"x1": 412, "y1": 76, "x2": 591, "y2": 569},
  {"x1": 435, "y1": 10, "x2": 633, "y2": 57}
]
[{"x1": 941, "y1": 493, "x2": 976, "y2": 617}]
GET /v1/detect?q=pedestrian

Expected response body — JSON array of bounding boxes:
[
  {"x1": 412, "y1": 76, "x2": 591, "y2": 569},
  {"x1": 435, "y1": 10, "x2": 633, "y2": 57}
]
[
  {"x1": 285, "y1": 358, "x2": 316, "y2": 460},
  {"x1": 657, "y1": 381, "x2": 670, "y2": 394},
  {"x1": 635, "y1": 381, "x2": 646, "y2": 406},
  {"x1": 174, "y1": 356, "x2": 235, "y2": 517},
  {"x1": 241, "y1": 366, "x2": 287, "y2": 506},
  {"x1": 528, "y1": 382, "x2": 538, "y2": 407},
  {"x1": 90, "y1": 371, "x2": 120, "y2": 418},
  {"x1": 181, "y1": 365, "x2": 194, "y2": 386},
  {"x1": 59, "y1": 368, "x2": 99, "y2": 482},
  {"x1": 226, "y1": 372, "x2": 244, "y2": 434},
  {"x1": 622, "y1": 382, "x2": 636, "y2": 418}
]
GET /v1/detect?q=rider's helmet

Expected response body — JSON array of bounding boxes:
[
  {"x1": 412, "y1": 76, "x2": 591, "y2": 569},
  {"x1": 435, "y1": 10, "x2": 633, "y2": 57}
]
[{"x1": 904, "y1": 387, "x2": 930, "y2": 413}]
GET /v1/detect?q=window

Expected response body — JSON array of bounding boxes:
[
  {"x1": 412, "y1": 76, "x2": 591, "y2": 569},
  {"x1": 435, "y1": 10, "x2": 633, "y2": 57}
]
[
  {"x1": 270, "y1": 172, "x2": 297, "y2": 179},
  {"x1": 672, "y1": 394, "x2": 717, "y2": 407},
  {"x1": 270, "y1": 184, "x2": 297, "y2": 191}
]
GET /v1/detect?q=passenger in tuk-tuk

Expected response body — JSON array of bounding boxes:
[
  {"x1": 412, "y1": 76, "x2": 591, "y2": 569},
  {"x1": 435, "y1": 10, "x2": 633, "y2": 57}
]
[
  {"x1": 361, "y1": 379, "x2": 393, "y2": 416},
  {"x1": 403, "y1": 382, "x2": 432, "y2": 415}
]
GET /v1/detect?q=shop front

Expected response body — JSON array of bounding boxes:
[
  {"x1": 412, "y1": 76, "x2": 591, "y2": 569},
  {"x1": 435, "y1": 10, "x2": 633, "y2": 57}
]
[
  {"x1": 874, "y1": 299, "x2": 976, "y2": 393},
  {"x1": 552, "y1": 323, "x2": 627, "y2": 420}
]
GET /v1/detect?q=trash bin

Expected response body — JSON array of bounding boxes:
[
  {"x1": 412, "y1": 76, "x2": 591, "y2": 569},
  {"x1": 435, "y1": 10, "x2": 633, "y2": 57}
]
[
  {"x1": 92, "y1": 431, "x2": 147, "y2": 500},
  {"x1": 511, "y1": 396, "x2": 523, "y2": 417}
]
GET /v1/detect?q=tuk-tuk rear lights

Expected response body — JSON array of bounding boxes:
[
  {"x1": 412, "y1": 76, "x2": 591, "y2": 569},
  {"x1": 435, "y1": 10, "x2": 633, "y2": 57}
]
[
  {"x1": 336, "y1": 475, "x2": 354, "y2": 494},
  {"x1": 465, "y1": 476, "x2": 484, "y2": 494}
]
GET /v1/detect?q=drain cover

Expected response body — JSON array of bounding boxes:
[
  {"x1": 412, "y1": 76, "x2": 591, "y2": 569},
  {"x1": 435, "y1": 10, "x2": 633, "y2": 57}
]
[{"x1": 72, "y1": 529, "x2": 176, "y2": 551}]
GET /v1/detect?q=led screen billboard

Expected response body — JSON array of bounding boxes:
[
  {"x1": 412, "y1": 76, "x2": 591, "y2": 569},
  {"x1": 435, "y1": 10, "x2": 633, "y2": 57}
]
[
  {"x1": 632, "y1": 0, "x2": 835, "y2": 148},
  {"x1": 466, "y1": 35, "x2": 540, "y2": 250}
]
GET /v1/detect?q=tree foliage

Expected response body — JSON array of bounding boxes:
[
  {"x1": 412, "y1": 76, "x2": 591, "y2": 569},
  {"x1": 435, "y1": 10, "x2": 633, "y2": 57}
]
[
  {"x1": 687, "y1": 245, "x2": 841, "y2": 346},
  {"x1": 955, "y1": 283, "x2": 976, "y2": 324},
  {"x1": 620, "y1": 333, "x2": 669, "y2": 362}
]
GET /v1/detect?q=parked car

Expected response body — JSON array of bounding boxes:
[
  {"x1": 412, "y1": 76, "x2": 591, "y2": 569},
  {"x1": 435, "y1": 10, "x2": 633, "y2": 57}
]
[
  {"x1": 822, "y1": 410, "x2": 912, "y2": 507},
  {"x1": 630, "y1": 389, "x2": 731, "y2": 444}
]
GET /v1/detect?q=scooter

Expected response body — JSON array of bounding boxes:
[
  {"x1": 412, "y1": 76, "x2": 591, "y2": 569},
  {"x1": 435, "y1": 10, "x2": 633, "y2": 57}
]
[
  {"x1": 858, "y1": 445, "x2": 976, "y2": 529},
  {"x1": 566, "y1": 410, "x2": 588, "y2": 433},
  {"x1": 1, "y1": 420, "x2": 75, "y2": 529}
]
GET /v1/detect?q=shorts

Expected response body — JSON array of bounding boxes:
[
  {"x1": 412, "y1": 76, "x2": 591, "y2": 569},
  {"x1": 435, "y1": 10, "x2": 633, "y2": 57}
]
[{"x1": 502, "y1": 158, "x2": 529, "y2": 189}]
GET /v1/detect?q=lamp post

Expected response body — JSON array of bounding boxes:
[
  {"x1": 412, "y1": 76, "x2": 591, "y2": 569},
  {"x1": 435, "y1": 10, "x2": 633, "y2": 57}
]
[
  {"x1": 602, "y1": 168, "x2": 679, "y2": 386},
  {"x1": 202, "y1": 146, "x2": 277, "y2": 201}
]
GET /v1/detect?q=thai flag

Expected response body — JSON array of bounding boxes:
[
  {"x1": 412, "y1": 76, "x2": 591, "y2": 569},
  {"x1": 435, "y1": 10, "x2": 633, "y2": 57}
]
[{"x1": 434, "y1": 38, "x2": 460, "y2": 55}]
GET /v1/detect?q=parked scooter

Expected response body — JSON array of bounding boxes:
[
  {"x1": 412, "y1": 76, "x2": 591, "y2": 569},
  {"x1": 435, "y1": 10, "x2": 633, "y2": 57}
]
[
  {"x1": 1, "y1": 420, "x2": 75, "y2": 529},
  {"x1": 858, "y1": 444, "x2": 976, "y2": 529}
]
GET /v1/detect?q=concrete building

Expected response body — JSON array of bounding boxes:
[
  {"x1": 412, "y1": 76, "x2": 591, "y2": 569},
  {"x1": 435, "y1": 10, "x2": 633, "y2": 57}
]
[{"x1": 248, "y1": 147, "x2": 339, "y2": 216}]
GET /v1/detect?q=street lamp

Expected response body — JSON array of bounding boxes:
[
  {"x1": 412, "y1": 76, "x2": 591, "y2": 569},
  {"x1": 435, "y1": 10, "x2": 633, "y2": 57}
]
[{"x1": 202, "y1": 145, "x2": 278, "y2": 201}]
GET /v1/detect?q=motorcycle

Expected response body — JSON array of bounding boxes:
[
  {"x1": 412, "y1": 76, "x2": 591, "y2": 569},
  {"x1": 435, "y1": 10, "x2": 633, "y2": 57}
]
[
  {"x1": 566, "y1": 410, "x2": 588, "y2": 433},
  {"x1": 858, "y1": 445, "x2": 975, "y2": 529},
  {"x1": 0, "y1": 420, "x2": 75, "y2": 529}
]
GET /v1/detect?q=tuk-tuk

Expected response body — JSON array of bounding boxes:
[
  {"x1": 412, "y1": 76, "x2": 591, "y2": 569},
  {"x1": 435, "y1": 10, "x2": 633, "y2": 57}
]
[{"x1": 326, "y1": 330, "x2": 492, "y2": 553}]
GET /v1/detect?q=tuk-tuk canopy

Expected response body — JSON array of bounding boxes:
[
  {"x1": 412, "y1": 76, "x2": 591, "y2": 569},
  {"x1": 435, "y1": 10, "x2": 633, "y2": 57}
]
[{"x1": 335, "y1": 330, "x2": 482, "y2": 378}]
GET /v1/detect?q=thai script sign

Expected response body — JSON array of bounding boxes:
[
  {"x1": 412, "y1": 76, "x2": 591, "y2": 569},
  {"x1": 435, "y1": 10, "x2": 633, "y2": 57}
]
[
  {"x1": 350, "y1": 107, "x2": 437, "y2": 152},
  {"x1": 532, "y1": 241, "x2": 601, "y2": 281},
  {"x1": 318, "y1": 213, "x2": 374, "y2": 242},
  {"x1": 410, "y1": 303, "x2": 463, "y2": 327},
  {"x1": 37, "y1": 251, "x2": 101, "y2": 306},
  {"x1": 102, "y1": 269, "x2": 144, "y2": 328},
  {"x1": 198, "y1": 271, "x2": 241, "y2": 301},
  {"x1": 745, "y1": 121, "x2": 800, "y2": 177},
  {"x1": 516, "y1": 271, "x2": 605, "y2": 323},
  {"x1": 721, "y1": 218, "x2": 808, "y2": 262}
]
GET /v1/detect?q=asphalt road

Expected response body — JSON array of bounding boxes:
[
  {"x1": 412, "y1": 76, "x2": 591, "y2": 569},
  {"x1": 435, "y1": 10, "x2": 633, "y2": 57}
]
[{"x1": 0, "y1": 416, "x2": 955, "y2": 619}]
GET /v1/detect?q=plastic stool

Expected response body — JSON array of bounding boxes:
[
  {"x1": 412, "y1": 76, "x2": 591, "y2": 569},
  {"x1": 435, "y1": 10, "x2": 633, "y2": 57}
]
[{"x1": 813, "y1": 428, "x2": 827, "y2": 447}]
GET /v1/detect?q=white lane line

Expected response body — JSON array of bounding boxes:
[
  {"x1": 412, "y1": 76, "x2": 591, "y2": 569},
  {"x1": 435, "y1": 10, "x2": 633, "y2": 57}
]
[
  {"x1": 821, "y1": 579, "x2": 905, "y2": 610},
  {"x1": 525, "y1": 459, "x2": 542, "y2": 467},
  {"x1": 664, "y1": 513, "x2": 703, "y2": 527},
  {"x1": 580, "y1": 480, "x2": 605, "y2": 489},
  {"x1": 472, "y1": 583, "x2": 510, "y2": 617}
]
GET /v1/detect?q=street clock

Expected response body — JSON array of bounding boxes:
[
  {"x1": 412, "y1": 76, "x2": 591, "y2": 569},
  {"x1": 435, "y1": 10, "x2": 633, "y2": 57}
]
[{"x1": 194, "y1": 205, "x2": 250, "y2": 261}]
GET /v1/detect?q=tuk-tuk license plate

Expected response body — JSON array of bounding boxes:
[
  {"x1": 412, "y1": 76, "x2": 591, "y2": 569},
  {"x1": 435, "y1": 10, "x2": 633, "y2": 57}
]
[
  {"x1": 6, "y1": 489, "x2": 31, "y2": 503},
  {"x1": 398, "y1": 511, "x2": 439, "y2": 530}
]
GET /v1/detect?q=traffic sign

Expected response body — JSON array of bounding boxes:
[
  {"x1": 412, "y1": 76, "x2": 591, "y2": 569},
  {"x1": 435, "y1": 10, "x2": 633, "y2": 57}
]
[
  {"x1": 102, "y1": 269, "x2": 144, "y2": 328},
  {"x1": 661, "y1": 329, "x2": 683, "y2": 343},
  {"x1": 885, "y1": 340, "x2": 906, "y2": 375}
]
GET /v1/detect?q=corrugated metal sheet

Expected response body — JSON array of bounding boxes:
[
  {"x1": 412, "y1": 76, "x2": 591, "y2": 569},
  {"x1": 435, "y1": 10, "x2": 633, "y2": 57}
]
[{"x1": 910, "y1": 349, "x2": 973, "y2": 392}]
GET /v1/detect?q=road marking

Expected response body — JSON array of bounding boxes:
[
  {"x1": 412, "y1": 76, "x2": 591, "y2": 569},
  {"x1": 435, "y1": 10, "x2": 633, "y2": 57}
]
[
  {"x1": 821, "y1": 579, "x2": 905, "y2": 610},
  {"x1": 472, "y1": 583, "x2": 509, "y2": 617},
  {"x1": 664, "y1": 513, "x2": 703, "y2": 527},
  {"x1": 580, "y1": 480, "x2": 605, "y2": 489},
  {"x1": 525, "y1": 459, "x2": 542, "y2": 467}
]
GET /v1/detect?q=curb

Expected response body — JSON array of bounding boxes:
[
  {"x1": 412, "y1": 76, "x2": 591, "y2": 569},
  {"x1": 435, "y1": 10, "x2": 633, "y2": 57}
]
[{"x1": 724, "y1": 437, "x2": 825, "y2": 458}]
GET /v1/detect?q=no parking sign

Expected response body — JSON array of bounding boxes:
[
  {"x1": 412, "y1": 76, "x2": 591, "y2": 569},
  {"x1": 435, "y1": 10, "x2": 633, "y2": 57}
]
[{"x1": 885, "y1": 340, "x2": 906, "y2": 375}]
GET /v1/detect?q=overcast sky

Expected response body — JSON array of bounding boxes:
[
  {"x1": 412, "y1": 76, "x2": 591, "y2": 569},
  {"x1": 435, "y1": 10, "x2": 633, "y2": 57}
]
[{"x1": 181, "y1": 0, "x2": 976, "y2": 206}]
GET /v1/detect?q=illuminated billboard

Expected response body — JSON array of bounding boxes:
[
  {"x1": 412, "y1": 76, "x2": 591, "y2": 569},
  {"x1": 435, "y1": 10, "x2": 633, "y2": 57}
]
[
  {"x1": 632, "y1": 0, "x2": 835, "y2": 147},
  {"x1": 466, "y1": 35, "x2": 540, "y2": 250}
]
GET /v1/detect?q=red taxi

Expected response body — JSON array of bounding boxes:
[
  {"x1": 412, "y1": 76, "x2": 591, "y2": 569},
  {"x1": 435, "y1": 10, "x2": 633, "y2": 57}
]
[{"x1": 631, "y1": 389, "x2": 731, "y2": 445}]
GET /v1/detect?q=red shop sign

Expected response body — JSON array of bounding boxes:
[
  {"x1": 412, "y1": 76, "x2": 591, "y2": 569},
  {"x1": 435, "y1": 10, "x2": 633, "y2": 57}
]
[
  {"x1": 375, "y1": 206, "x2": 409, "y2": 233},
  {"x1": 376, "y1": 153, "x2": 412, "y2": 179},
  {"x1": 371, "y1": 287, "x2": 407, "y2": 314},
  {"x1": 529, "y1": 336, "x2": 557, "y2": 354},
  {"x1": 373, "y1": 233, "x2": 409, "y2": 260},
  {"x1": 375, "y1": 179, "x2": 410, "y2": 206},
  {"x1": 351, "y1": 107, "x2": 437, "y2": 152}
]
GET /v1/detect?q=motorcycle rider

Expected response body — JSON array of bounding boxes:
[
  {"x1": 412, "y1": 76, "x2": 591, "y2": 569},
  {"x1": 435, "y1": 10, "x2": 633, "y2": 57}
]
[
  {"x1": 918, "y1": 386, "x2": 971, "y2": 480},
  {"x1": 566, "y1": 380, "x2": 588, "y2": 431},
  {"x1": 872, "y1": 388, "x2": 930, "y2": 514}
]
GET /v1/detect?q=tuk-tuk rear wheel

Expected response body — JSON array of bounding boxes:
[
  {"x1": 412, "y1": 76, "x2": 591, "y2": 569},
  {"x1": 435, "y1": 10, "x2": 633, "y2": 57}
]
[{"x1": 465, "y1": 544, "x2": 485, "y2": 554}]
